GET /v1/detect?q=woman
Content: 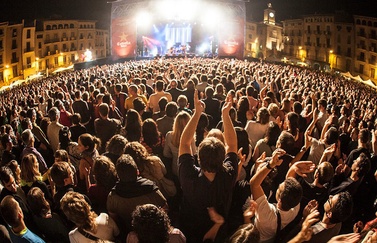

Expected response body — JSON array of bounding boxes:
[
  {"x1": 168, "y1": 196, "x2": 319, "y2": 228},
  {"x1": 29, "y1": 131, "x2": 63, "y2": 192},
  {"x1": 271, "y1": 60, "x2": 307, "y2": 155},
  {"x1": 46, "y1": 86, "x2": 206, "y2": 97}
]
[
  {"x1": 245, "y1": 107, "x2": 270, "y2": 150},
  {"x1": 27, "y1": 187, "x2": 70, "y2": 243},
  {"x1": 124, "y1": 109, "x2": 142, "y2": 142},
  {"x1": 88, "y1": 156, "x2": 117, "y2": 214},
  {"x1": 61, "y1": 191, "x2": 119, "y2": 243},
  {"x1": 125, "y1": 142, "x2": 176, "y2": 198},
  {"x1": 20, "y1": 154, "x2": 52, "y2": 203},
  {"x1": 77, "y1": 133, "x2": 101, "y2": 193},
  {"x1": 59, "y1": 126, "x2": 81, "y2": 170},
  {"x1": 164, "y1": 111, "x2": 196, "y2": 177},
  {"x1": 127, "y1": 204, "x2": 186, "y2": 243},
  {"x1": 237, "y1": 96, "x2": 253, "y2": 127},
  {"x1": 252, "y1": 122, "x2": 281, "y2": 163},
  {"x1": 102, "y1": 134, "x2": 128, "y2": 164},
  {"x1": 141, "y1": 118, "x2": 164, "y2": 156}
]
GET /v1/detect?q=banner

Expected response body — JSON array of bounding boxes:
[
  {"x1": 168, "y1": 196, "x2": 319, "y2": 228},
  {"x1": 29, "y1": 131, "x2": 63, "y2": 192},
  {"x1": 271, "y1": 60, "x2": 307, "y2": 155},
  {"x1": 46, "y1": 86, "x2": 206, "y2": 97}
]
[
  {"x1": 218, "y1": 18, "x2": 244, "y2": 59},
  {"x1": 111, "y1": 17, "x2": 136, "y2": 58}
]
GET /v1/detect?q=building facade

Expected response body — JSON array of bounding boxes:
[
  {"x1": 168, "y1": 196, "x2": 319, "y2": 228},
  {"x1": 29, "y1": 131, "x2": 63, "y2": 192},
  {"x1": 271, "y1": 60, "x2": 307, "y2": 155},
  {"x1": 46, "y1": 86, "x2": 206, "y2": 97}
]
[{"x1": 0, "y1": 19, "x2": 109, "y2": 87}]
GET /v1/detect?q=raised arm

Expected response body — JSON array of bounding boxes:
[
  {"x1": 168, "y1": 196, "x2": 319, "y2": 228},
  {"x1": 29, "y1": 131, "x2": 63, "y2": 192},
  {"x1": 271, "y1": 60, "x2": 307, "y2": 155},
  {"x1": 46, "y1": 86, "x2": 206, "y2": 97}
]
[
  {"x1": 250, "y1": 149, "x2": 285, "y2": 200},
  {"x1": 179, "y1": 90, "x2": 203, "y2": 156},
  {"x1": 222, "y1": 100, "x2": 237, "y2": 154}
]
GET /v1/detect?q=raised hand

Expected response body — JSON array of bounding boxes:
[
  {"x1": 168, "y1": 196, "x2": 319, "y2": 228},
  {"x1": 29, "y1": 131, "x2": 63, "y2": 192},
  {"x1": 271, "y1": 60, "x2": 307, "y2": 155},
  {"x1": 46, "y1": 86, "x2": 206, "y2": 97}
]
[{"x1": 293, "y1": 161, "x2": 316, "y2": 178}]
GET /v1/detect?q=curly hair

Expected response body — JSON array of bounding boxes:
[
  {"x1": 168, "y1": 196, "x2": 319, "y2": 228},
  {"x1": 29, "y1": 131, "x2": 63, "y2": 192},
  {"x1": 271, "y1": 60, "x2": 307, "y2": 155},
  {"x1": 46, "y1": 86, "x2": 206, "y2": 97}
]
[
  {"x1": 131, "y1": 204, "x2": 171, "y2": 243},
  {"x1": 93, "y1": 156, "x2": 117, "y2": 190},
  {"x1": 124, "y1": 142, "x2": 149, "y2": 172},
  {"x1": 60, "y1": 191, "x2": 98, "y2": 232},
  {"x1": 106, "y1": 134, "x2": 128, "y2": 155},
  {"x1": 27, "y1": 187, "x2": 51, "y2": 217}
]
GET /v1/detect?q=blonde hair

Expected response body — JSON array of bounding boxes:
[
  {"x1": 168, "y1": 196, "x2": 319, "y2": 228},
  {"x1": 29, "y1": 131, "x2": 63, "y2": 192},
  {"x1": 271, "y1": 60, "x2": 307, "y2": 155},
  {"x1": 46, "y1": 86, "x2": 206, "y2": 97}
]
[
  {"x1": 60, "y1": 191, "x2": 98, "y2": 232},
  {"x1": 172, "y1": 111, "x2": 191, "y2": 147},
  {"x1": 21, "y1": 154, "x2": 41, "y2": 183}
]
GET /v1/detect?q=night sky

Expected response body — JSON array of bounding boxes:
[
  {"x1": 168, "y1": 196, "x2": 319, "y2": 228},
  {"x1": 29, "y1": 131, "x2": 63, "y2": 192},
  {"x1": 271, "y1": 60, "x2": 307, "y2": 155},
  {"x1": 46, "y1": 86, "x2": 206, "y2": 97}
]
[{"x1": 0, "y1": 0, "x2": 376, "y2": 28}]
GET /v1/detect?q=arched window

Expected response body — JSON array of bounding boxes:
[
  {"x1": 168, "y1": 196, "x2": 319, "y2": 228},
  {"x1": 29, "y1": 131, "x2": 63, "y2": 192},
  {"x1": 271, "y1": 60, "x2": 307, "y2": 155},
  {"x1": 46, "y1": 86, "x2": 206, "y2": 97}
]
[
  {"x1": 70, "y1": 24, "x2": 74, "y2": 28},
  {"x1": 58, "y1": 24, "x2": 63, "y2": 29},
  {"x1": 46, "y1": 25, "x2": 51, "y2": 30}
]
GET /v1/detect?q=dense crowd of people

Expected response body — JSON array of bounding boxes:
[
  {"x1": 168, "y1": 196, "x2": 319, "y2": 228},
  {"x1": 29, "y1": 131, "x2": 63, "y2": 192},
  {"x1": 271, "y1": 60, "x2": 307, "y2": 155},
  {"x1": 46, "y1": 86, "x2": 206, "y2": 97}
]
[{"x1": 0, "y1": 57, "x2": 377, "y2": 243}]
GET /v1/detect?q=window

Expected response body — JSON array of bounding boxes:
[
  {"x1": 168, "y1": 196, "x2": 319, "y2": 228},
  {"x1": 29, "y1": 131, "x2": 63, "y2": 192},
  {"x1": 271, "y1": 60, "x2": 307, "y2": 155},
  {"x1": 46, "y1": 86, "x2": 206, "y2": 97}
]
[
  {"x1": 27, "y1": 29, "x2": 31, "y2": 38},
  {"x1": 359, "y1": 64, "x2": 364, "y2": 74},
  {"x1": 38, "y1": 42, "x2": 42, "y2": 48},
  {"x1": 0, "y1": 40, "x2": 2, "y2": 49},
  {"x1": 12, "y1": 40, "x2": 17, "y2": 49},
  {"x1": 26, "y1": 57, "x2": 31, "y2": 68},
  {"x1": 12, "y1": 29, "x2": 17, "y2": 37},
  {"x1": 26, "y1": 42, "x2": 31, "y2": 51},
  {"x1": 372, "y1": 68, "x2": 376, "y2": 78},
  {"x1": 0, "y1": 54, "x2": 2, "y2": 64},
  {"x1": 54, "y1": 57, "x2": 58, "y2": 65}
]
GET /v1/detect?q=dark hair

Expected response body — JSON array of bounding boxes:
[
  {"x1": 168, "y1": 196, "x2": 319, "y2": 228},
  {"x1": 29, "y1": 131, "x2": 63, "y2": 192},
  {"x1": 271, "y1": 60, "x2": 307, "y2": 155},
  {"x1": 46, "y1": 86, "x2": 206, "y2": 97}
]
[
  {"x1": 27, "y1": 187, "x2": 51, "y2": 217},
  {"x1": 355, "y1": 153, "x2": 371, "y2": 178},
  {"x1": 279, "y1": 178, "x2": 303, "y2": 211},
  {"x1": 116, "y1": 154, "x2": 138, "y2": 182},
  {"x1": 229, "y1": 223, "x2": 260, "y2": 243},
  {"x1": 98, "y1": 103, "x2": 110, "y2": 117},
  {"x1": 50, "y1": 162, "x2": 70, "y2": 187},
  {"x1": 198, "y1": 137, "x2": 225, "y2": 173},
  {"x1": 359, "y1": 128, "x2": 370, "y2": 144},
  {"x1": 158, "y1": 97, "x2": 168, "y2": 112},
  {"x1": 330, "y1": 192, "x2": 353, "y2": 224},
  {"x1": 165, "y1": 102, "x2": 178, "y2": 118},
  {"x1": 93, "y1": 156, "x2": 117, "y2": 190},
  {"x1": 265, "y1": 122, "x2": 281, "y2": 147},
  {"x1": 316, "y1": 162, "x2": 334, "y2": 185},
  {"x1": 59, "y1": 126, "x2": 71, "y2": 150},
  {"x1": 155, "y1": 80, "x2": 164, "y2": 92},
  {"x1": 0, "y1": 166, "x2": 14, "y2": 185},
  {"x1": 133, "y1": 97, "x2": 146, "y2": 113},
  {"x1": 78, "y1": 133, "x2": 101, "y2": 154},
  {"x1": 325, "y1": 127, "x2": 339, "y2": 145},
  {"x1": 125, "y1": 109, "x2": 142, "y2": 142},
  {"x1": 142, "y1": 119, "x2": 160, "y2": 148},
  {"x1": 257, "y1": 108, "x2": 270, "y2": 125},
  {"x1": 48, "y1": 107, "x2": 59, "y2": 122},
  {"x1": 236, "y1": 127, "x2": 250, "y2": 160},
  {"x1": 287, "y1": 112, "x2": 299, "y2": 138},
  {"x1": 277, "y1": 131, "x2": 295, "y2": 155},
  {"x1": 106, "y1": 134, "x2": 128, "y2": 155},
  {"x1": 131, "y1": 204, "x2": 170, "y2": 243}
]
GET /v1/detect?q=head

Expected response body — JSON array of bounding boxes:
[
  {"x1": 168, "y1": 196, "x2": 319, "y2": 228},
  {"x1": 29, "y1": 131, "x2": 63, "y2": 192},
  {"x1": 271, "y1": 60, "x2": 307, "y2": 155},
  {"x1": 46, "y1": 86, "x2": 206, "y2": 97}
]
[
  {"x1": 265, "y1": 122, "x2": 282, "y2": 146},
  {"x1": 177, "y1": 95, "x2": 188, "y2": 108},
  {"x1": 142, "y1": 119, "x2": 160, "y2": 147},
  {"x1": 0, "y1": 196, "x2": 23, "y2": 228},
  {"x1": 235, "y1": 127, "x2": 250, "y2": 159},
  {"x1": 276, "y1": 131, "x2": 295, "y2": 155},
  {"x1": 133, "y1": 97, "x2": 146, "y2": 113},
  {"x1": 78, "y1": 133, "x2": 100, "y2": 154},
  {"x1": 359, "y1": 128, "x2": 370, "y2": 144},
  {"x1": 229, "y1": 224, "x2": 260, "y2": 243},
  {"x1": 54, "y1": 149, "x2": 70, "y2": 163},
  {"x1": 60, "y1": 191, "x2": 97, "y2": 231},
  {"x1": 207, "y1": 129, "x2": 225, "y2": 144},
  {"x1": 205, "y1": 87, "x2": 214, "y2": 99},
  {"x1": 324, "y1": 127, "x2": 339, "y2": 145},
  {"x1": 116, "y1": 154, "x2": 139, "y2": 182},
  {"x1": 0, "y1": 166, "x2": 17, "y2": 193},
  {"x1": 93, "y1": 156, "x2": 117, "y2": 190},
  {"x1": 128, "y1": 84, "x2": 138, "y2": 96},
  {"x1": 21, "y1": 129, "x2": 34, "y2": 146},
  {"x1": 59, "y1": 126, "x2": 71, "y2": 149},
  {"x1": 21, "y1": 154, "x2": 41, "y2": 183},
  {"x1": 50, "y1": 162, "x2": 74, "y2": 187},
  {"x1": 256, "y1": 108, "x2": 270, "y2": 125},
  {"x1": 48, "y1": 107, "x2": 60, "y2": 122},
  {"x1": 158, "y1": 97, "x2": 168, "y2": 112},
  {"x1": 171, "y1": 111, "x2": 191, "y2": 147},
  {"x1": 165, "y1": 102, "x2": 178, "y2": 118},
  {"x1": 351, "y1": 153, "x2": 371, "y2": 179},
  {"x1": 276, "y1": 178, "x2": 303, "y2": 211},
  {"x1": 27, "y1": 187, "x2": 50, "y2": 217},
  {"x1": 268, "y1": 103, "x2": 279, "y2": 118},
  {"x1": 98, "y1": 103, "x2": 110, "y2": 118},
  {"x1": 131, "y1": 204, "x2": 171, "y2": 243},
  {"x1": 198, "y1": 137, "x2": 226, "y2": 173},
  {"x1": 106, "y1": 134, "x2": 128, "y2": 156},
  {"x1": 314, "y1": 162, "x2": 334, "y2": 185},
  {"x1": 325, "y1": 192, "x2": 353, "y2": 224}
]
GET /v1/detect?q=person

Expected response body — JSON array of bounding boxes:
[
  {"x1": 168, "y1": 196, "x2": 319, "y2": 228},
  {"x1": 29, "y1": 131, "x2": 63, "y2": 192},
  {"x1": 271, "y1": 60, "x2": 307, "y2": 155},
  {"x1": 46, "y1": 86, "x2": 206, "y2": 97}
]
[
  {"x1": 88, "y1": 156, "x2": 117, "y2": 214},
  {"x1": 61, "y1": 191, "x2": 119, "y2": 243},
  {"x1": 1, "y1": 133, "x2": 17, "y2": 165},
  {"x1": 166, "y1": 79, "x2": 183, "y2": 102},
  {"x1": 77, "y1": 133, "x2": 100, "y2": 193},
  {"x1": 249, "y1": 149, "x2": 303, "y2": 242},
  {"x1": 156, "y1": 101, "x2": 178, "y2": 138},
  {"x1": 20, "y1": 129, "x2": 48, "y2": 174},
  {"x1": 113, "y1": 83, "x2": 128, "y2": 117},
  {"x1": 202, "y1": 86, "x2": 221, "y2": 129},
  {"x1": 59, "y1": 126, "x2": 81, "y2": 171},
  {"x1": 164, "y1": 111, "x2": 196, "y2": 177},
  {"x1": 20, "y1": 154, "x2": 52, "y2": 204},
  {"x1": 124, "y1": 109, "x2": 142, "y2": 142},
  {"x1": 149, "y1": 80, "x2": 172, "y2": 113},
  {"x1": 245, "y1": 107, "x2": 270, "y2": 150},
  {"x1": 127, "y1": 204, "x2": 186, "y2": 243},
  {"x1": 94, "y1": 103, "x2": 122, "y2": 154},
  {"x1": 0, "y1": 195, "x2": 46, "y2": 243},
  {"x1": 72, "y1": 90, "x2": 91, "y2": 127},
  {"x1": 107, "y1": 154, "x2": 167, "y2": 236},
  {"x1": 178, "y1": 92, "x2": 238, "y2": 242},
  {"x1": 26, "y1": 187, "x2": 70, "y2": 243},
  {"x1": 141, "y1": 118, "x2": 164, "y2": 156},
  {"x1": 69, "y1": 113, "x2": 87, "y2": 143},
  {"x1": 125, "y1": 84, "x2": 148, "y2": 111},
  {"x1": 47, "y1": 107, "x2": 64, "y2": 153},
  {"x1": 252, "y1": 121, "x2": 281, "y2": 163}
]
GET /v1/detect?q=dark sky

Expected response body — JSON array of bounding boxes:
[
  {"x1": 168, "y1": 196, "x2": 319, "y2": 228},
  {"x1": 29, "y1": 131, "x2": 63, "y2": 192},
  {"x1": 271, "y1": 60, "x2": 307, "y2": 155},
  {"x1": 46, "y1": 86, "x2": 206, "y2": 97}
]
[{"x1": 0, "y1": 0, "x2": 376, "y2": 28}]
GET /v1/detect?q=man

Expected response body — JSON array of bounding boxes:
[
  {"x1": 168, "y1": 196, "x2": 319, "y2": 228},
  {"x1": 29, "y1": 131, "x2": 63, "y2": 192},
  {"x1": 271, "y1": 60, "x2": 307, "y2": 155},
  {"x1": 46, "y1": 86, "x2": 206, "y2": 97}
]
[
  {"x1": 124, "y1": 85, "x2": 148, "y2": 111},
  {"x1": 148, "y1": 80, "x2": 172, "y2": 113},
  {"x1": 345, "y1": 128, "x2": 371, "y2": 169},
  {"x1": 202, "y1": 87, "x2": 221, "y2": 129},
  {"x1": 46, "y1": 107, "x2": 63, "y2": 153},
  {"x1": 250, "y1": 149, "x2": 303, "y2": 243},
  {"x1": 178, "y1": 92, "x2": 238, "y2": 242},
  {"x1": 196, "y1": 74, "x2": 209, "y2": 93},
  {"x1": 306, "y1": 192, "x2": 353, "y2": 243},
  {"x1": 20, "y1": 129, "x2": 48, "y2": 174},
  {"x1": 0, "y1": 196, "x2": 45, "y2": 243},
  {"x1": 166, "y1": 79, "x2": 183, "y2": 102},
  {"x1": 156, "y1": 101, "x2": 178, "y2": 138},
  {"x1": 112, "y1": 83, "x2": 128, "y2": 117},
  {"x1": 107, "y1": 154, "x2": 167, "y2": 235},
  {"x1": 94, "y1": 103, "x2": 122, "y2": 154},
  {"x1": 1, "y1": 134, "x2": 16, "y2": 165},
  {"x1": 72, "y1": 90, "x2": 91, "y2": 126}
]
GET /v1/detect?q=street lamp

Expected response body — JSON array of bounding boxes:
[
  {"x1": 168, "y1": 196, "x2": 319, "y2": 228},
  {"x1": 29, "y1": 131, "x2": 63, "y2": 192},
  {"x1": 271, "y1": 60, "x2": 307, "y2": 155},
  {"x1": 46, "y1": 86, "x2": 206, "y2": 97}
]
[
  {"x1": 35, "y1": 57, "x2": 39, "y2": 74},
  {"x1": 329, "y1": 50, "x2": 334, "y2": 70}
]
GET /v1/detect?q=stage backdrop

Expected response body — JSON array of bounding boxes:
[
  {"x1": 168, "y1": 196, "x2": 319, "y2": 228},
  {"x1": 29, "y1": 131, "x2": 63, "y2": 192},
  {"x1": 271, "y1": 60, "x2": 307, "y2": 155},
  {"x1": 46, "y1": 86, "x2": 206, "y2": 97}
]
[{"x1": 110, "y1": 0, "x2": 245, "y2": 59}]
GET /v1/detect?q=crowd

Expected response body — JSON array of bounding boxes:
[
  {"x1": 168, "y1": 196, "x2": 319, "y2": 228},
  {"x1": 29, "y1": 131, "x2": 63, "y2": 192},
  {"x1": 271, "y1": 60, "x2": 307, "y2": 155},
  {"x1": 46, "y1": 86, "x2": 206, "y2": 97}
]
[{"x1": 0, "y1": 57, "x2": 377, "y2": 243}]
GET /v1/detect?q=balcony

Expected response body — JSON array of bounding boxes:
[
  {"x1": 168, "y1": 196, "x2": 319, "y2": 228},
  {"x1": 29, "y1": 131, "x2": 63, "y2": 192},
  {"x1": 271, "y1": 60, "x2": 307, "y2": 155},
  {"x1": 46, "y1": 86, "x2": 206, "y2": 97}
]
[
  {"x1": 61, "y1": 37, "x2": 68, "y2": 41},
  {"x1": 357, "y1": 44, "x2": 366, "y2": 50},
  {"x1": 11, "y1": 57, "x2": 19, "y2": 63},
  {"x1": 357, "y1": 32, "x2": 366, "y2": 37},
  {"x1": 305, "y1": 42, "x2": 311, "y2": 46},
  {"x1": 370, "y1": 47, "x2": 376, "y2": 53},
  {"x1": 357, "y1": 56, "x2": 366, "y2": 62},
  {"x1": 370, "y1": 34, "x2": 377, "y2": 40},
  {"x1": 369, "y1": 59, "x2": 376, "y2": 64},
  {"x1": 24, "y1": 47, "x2": 34, "y2": 53},
  {"x1": 70, "y1": 36, "x2": 76, "y2": 40}
]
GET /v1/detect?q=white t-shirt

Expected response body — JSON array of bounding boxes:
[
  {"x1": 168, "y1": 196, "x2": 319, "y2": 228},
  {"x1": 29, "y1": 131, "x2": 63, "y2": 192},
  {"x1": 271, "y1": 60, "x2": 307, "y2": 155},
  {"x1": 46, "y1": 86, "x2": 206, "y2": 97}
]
[
  {"x1": 254, "y1": 195, "x2": 299, "y2": 243},
  {"x1": 68, "y1": 213, "x2": 119, "y2": 243}
]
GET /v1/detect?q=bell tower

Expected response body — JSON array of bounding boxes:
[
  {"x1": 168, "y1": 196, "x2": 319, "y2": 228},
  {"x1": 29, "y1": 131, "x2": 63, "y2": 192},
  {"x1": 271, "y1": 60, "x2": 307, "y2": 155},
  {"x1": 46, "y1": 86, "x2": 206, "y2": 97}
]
[{"x1": 263, "y1": 3, "x2": 276, "y2": 25}]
